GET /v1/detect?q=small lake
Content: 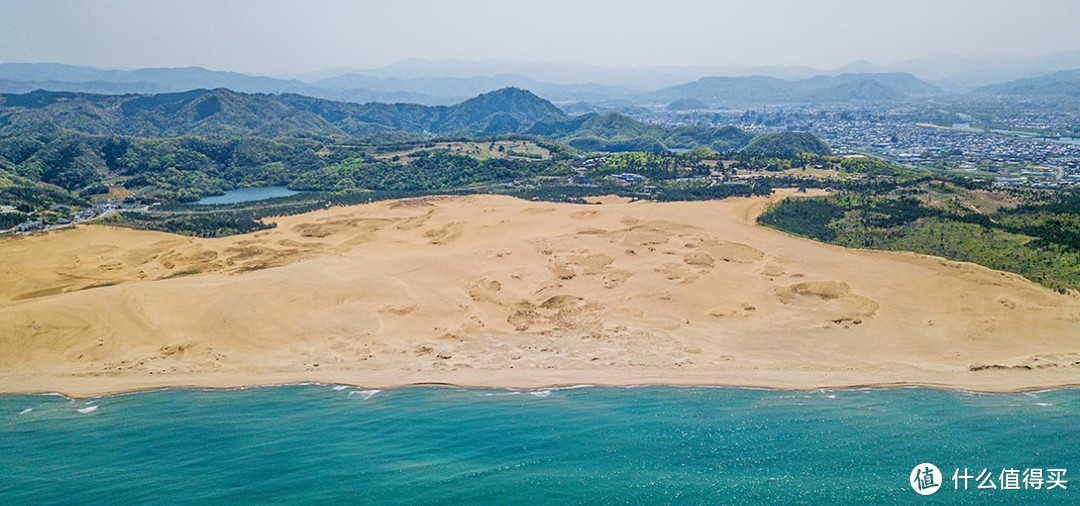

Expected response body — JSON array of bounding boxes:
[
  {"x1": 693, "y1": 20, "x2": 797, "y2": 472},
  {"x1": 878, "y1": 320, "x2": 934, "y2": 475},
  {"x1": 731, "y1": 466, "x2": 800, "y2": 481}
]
[{"x1": 196, "y1": 186, "x2": 300, "y2": 205}]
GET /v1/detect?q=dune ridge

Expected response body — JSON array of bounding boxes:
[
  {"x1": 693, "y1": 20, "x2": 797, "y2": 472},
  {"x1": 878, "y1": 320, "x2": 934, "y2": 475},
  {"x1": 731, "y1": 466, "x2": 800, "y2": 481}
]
[{"x1": 2, "y1": 191, "x2": 1079, "y2": 397}]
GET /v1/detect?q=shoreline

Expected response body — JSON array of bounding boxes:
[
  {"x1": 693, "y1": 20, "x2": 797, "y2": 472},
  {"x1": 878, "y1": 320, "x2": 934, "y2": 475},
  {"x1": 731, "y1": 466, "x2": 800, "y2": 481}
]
[
  {"x1": 9, "y1": 381, "x2": 1080, "y2": 401},
  {"x1": 5, "y1": 370, "x2": 1080, "y2": 399}
]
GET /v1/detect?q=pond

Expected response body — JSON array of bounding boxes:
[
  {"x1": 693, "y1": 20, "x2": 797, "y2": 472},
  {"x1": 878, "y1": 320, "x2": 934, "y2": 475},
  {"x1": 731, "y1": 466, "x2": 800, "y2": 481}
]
[{"x1": 195, "y1": 186, "x2": 300, "y2": 205}]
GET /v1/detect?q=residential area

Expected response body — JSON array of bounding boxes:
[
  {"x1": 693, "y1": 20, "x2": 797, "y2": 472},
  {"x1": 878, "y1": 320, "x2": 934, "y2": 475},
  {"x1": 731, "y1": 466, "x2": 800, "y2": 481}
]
[{"x1": 637, "y1": 101, "x2": 1080, "y2": 188}]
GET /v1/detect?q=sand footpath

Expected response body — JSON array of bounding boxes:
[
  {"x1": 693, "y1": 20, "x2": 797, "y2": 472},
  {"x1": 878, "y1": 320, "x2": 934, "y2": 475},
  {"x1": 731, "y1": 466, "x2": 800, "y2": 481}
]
[{"x1": 2, "y1": 191, "x2": 1078, "y2": 397}]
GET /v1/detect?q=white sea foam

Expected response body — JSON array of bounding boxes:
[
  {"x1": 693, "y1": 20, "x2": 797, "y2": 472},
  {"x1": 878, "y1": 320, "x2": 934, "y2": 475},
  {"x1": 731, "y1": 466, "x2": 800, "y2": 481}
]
[
  {"x1": 548, "y1": 384, "x2": 594, "y2": 391},
  {"x1": 1035, "y1": 402, "x2": 1052, "y2": 407},
  {"x1": 332, "y1": 385, "x2": 349, "y2": 391},
  {"x1": 19, "y1": 408, "x2": 32, "y2": 415},
  {"x1": 529, "y1": 390, "x2": 551, "y2": 398},
  {"x1": 76, "y1": 406, "x2": 98, "y2": 414},
  {"x1": 348, "y1": 389, "x2": 380, "y2": 400}
]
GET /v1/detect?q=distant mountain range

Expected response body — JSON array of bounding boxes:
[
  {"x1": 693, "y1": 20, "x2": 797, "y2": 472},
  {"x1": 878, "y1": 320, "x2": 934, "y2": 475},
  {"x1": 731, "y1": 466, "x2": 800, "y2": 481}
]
[
  {"x1": 645, "y1": 72, "x2": 941, "y2": 106},
  {"x1": 314, "y1": 58, "x2": 824, "y2": 88},
  {"x1": 0, "y1": 63, "x2": 307, "y2": 94},
  {"x1": 313, "y1": 73, "x2": 639, "y2": 104},
  {"x1": 841, "y1": 51, "x2": 1080, "y2": 88},
  {"x1": 974, "y1": 69, "x2": 1080, "y2": 97},
  {"x1": 4, "y1": 59, "x2": 1079, "y2": 110},
  {"x1": 0, "y1": 87, "x2": 751, "y2": 152},
  {"x1": 0, "y1": 63, "x2": 648, "y2": 106},
  {"x1": 326, "y1": 54, "x2": 1080, "y2": 90}
]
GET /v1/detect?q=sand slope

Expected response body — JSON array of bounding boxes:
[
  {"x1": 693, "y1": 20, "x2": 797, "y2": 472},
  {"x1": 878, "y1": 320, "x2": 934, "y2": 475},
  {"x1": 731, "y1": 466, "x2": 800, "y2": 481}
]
[{"x1": 2, "y1": 192, "x2": 1079, "y2": 396}]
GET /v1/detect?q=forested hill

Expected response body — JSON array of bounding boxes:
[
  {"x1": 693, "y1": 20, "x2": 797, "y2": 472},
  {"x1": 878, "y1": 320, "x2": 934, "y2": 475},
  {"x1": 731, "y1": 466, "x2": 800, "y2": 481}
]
[
  {"x1": 740, "y1": 132, "x2": 833, "y2": 158},
  {"x1": 0, "y1": 87, "x2": 567, "y2": 139},
  {"x1": 0, "y1": 87, "x2": 755, "y2": 152},
  {"x1": 276, "y1": 87, "x2": 569, "y2": 136},
  {"x1": 0, "y1": 88, "x2": 342, "y2": 139}
]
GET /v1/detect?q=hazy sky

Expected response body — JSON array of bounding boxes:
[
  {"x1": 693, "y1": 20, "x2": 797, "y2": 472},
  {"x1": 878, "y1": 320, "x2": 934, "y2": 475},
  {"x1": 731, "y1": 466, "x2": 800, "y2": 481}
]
[{"x1": 2, "y1": 0, "x2": 1079, "y2": 74}]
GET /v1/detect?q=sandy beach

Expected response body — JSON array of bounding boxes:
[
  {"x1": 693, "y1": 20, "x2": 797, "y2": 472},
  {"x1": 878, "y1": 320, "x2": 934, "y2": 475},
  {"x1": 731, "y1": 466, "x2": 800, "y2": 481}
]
[{"x1": 2, "y1": 191, "x2": 1078, "y2": 397}]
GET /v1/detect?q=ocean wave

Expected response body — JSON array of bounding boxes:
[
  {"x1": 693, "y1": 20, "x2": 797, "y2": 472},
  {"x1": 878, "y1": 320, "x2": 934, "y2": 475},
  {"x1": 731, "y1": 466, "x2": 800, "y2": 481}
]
[
  {"x1": 76, "y1": 405, "x2": 98, "y2": 414},
  {"x1": 546, "y1": 384, "x2": 595, "y2": 391},
  {"x1": 481, "y1": 391, "x2": 522, "y2": 397},
  {"x1": 4, "y1": 384, "x2": 1079, "y2": 403},
  {"x1": 348, "y1": 389, "x2": 381, "y2": 400}
]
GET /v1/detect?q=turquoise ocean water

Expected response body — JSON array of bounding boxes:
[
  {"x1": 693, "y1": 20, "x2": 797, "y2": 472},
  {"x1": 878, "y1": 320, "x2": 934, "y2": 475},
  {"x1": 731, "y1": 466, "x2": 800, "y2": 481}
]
[{"x1": 1, "y1": 386, "x2": 1076, "y2": 504}]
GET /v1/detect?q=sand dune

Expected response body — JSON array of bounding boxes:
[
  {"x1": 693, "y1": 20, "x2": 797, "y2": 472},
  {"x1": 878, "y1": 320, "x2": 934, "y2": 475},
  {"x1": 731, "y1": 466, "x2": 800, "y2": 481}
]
[{"x1": 2, "y1": 191, "x2": 1079, "y2": 397}]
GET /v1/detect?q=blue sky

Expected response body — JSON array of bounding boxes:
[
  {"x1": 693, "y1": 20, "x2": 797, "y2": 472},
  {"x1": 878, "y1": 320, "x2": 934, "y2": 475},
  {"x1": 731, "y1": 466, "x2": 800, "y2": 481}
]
[{"x1": 1, "y1": 0, "x2": 1078, "y2": 73}]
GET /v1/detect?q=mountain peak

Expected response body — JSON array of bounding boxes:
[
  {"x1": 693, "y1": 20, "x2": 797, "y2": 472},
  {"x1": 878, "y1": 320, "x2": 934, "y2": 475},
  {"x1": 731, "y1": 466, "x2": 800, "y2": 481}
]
[
  {"x1": 463, "y1": 86, "x2": 550, "y2": 104},
  {"x1": 437, "y1": 87, "x2": 567, "y2": 135},
  {"x1": 831, "y1": 60, "x2": 886, "y2": 74}
]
